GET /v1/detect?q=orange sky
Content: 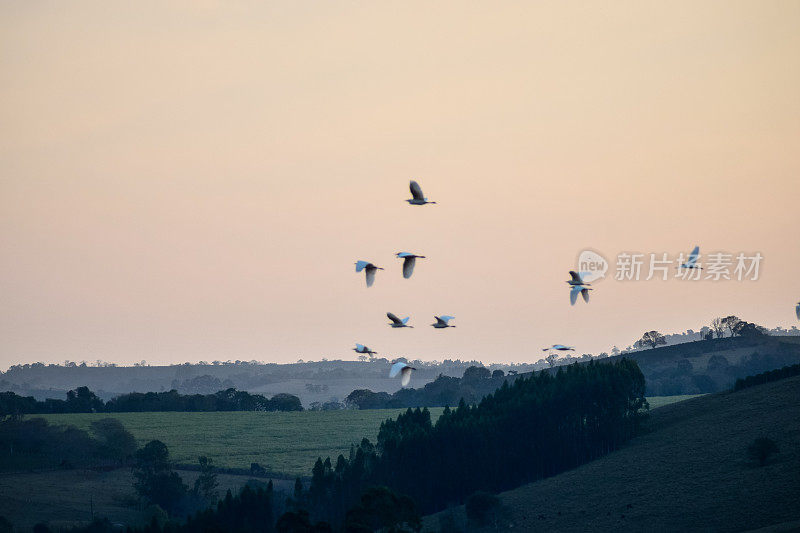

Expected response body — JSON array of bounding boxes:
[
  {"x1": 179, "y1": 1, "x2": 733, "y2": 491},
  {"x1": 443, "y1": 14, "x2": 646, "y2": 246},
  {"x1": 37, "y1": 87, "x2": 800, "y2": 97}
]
[{"x1": 1, "y1": 1, "x2": 799, "y2": 368}]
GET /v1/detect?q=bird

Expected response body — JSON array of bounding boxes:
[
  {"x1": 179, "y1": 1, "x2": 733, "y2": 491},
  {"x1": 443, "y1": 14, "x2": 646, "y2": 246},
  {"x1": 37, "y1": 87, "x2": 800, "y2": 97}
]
[
  {"x1": 796, "y1": 302, "x2": 800, "y2": 320},
  {"x1": 387, "y1": 312, "x2": 413, "y2": 328},
  {"x1": 396, "y1": 252, "x2": 426, "y2": 279},
  {"x1": 566, "y1": 271, "x2": 592, "y2": 305},
  {"x1": 353, "y1": 344, "x2": 377, "y2": 356},
  {"x1": 678, "y1": 245, "x2": 702, "y2": 270},
  {"x1": 431, "y1": 315, "x2": 455, "y2": 328},
  {"x1": 355, "y1": 260, "x2": 384, "y2": 287},
  {"x1": 567, "y1": 270, "x2": 591, "y2": 286},
  {"x1": 406, "y1": 180, "x2": 436, "y2": 205},
  {"x1": 543, "y1": 344, "x2": 574, "y2": 351},
  {"x1": 389, "y1": 361, "x2": 417, "y2": 387}
]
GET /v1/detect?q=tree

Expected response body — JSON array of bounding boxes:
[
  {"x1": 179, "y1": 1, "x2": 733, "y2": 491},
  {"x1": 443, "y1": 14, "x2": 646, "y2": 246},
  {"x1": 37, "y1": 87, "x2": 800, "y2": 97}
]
[
  {"x1": 193, "y1": 456, "x2": 219, "y2": 503},
  {"x1": 462, "y1": 366, "x2": 491, "y2": 381},
  {"x1": 748, "y1": 437, "x2": 779, "y2": 466},
  {"x1": 710, "y1": 317, "x2": 726, "y2": 338},
  {"x1": 721, "y1": 316, "x2": 741, "y2": 337},
  {"x1": 733, "y1": 321, "x2": 767, "y2": 338},
  {"x1": 90, "y1": 418, "x2": 137, "y2": 464},
  {"x1": 132, "y1": 440, "x2": 186, "y2": 513},
  {"x1": 638, "y1": 331, "x2": 666, "y2": 349},
  {"x1": 545, "y1": 353, "x2": 557, "y2": 368},
  {"x1": 491, "y1": 369, "x2": 505, "y2": 379},
  {"x1": 344, "y1": 487, "x2": 421, "y2": 532}
]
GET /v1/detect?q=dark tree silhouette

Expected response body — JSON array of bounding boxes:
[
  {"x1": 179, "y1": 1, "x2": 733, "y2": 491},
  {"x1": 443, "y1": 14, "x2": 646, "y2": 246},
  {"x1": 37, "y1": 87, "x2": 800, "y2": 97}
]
[
  {"x1": 710, "y1": 317, "x2": 726, "y2": 338},
  {"x1": 638, "y1": 331, "x2": 667, "y2": 349},
  {"x1": 721, "y1": 316, "x2": 741, "y2": 336},
  {"x1": 132, "y1": 440, "x2": 186, "y2": 513}
]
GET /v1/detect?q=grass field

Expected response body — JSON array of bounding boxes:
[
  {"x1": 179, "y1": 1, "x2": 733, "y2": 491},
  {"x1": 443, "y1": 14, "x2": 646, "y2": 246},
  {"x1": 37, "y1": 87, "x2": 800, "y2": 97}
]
[
  {"x1": 645, "y1": 394, "x2": 705, "y2": 409},
  {"x1": 33, "y1": 408, "x2": 445, "y2": 477},
  {"x1": 31, "y1": 397, "x2": 693, "y2": 478}
]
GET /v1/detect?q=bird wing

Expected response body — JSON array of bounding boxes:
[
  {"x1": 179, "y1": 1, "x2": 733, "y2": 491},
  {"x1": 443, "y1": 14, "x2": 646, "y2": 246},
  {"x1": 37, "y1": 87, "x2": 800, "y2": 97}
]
[
  {"x1": 686, "y1": 246, "x2": 700, "y2": 266},
  {"x1": 355, "y1": 344, "x2": 366, "y2": 352},
  {"x1": 438, "y1": 315, "x2": 454, "y2": 324},
  {"x1": 365, "y1": 266, "x2": 376, "y2": 287},
  {"x1": 400, "y1": 366, "x2": 413, "y2": 386},
  {"x1": 409, "y1": 180, "x2": 424, "y2": 200},
  {"x1": 401, "y1": 316, "x2": 410, "y2": 325},
  {"x1": 402, "y1": 256, "x2": 416, "y2": 279},
  {"x1": 389, "y1": 362, "x2": 407, "y2": 378},
  {"x1": 396, "y1": 252, "x2": 414, "y2": 258},
  {"x1": 581, "y1": 288, "x2": 590, "y2": 303},
  {"x1": 569, "y1": 271, "x2": 584, "y2": 284},
  {"x1": 570, "y1": 285, "x2": 581, "y2": 305},
  {"x1": 387, "y1": 312, "x2": 402, "y2": 325},
  {"x1": 355, "y1": 260, "x2": 369, "y2": 272}
]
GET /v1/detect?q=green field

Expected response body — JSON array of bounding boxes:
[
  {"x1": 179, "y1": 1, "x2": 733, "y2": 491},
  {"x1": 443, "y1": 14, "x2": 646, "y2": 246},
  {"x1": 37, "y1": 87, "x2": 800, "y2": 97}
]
[
  {"x1": 645, "y1": 394, "x2": 705, "y2": 409},
  {"x1": 34, "y1": 408, "x2": 445, "y2": 477},
  {"x1": 32, "y1": 396, "x2": 694, "y2": 478}
]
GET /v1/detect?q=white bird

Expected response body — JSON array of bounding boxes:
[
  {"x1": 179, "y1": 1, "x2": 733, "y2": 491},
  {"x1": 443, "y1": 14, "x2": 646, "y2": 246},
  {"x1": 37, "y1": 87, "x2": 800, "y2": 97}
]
[
  {"x1": 353, "y1": 344, "x2": 377, "y2": 356},
  {"x1": 389, "y1": 361, "x2": 417, "y2": 387},
  {"x1": 396, "y1": 252, "x2": 426, "y2": 279},
  {"x1": 678, "y1": 246, "x2": 702, "y2": 270},
  {"x1": 387, "y1": 312, "x2": 413, "y2": 328},
  {"x1": 543, "y1": 344, "x2": 575, "y2": 351},
  {"x1": 406, "y1": 180, "x2": 436, "y2": 205},
  {"x1": 355, "y1": 260, "x2": 384, "y2": 287},
  {"x1": 566, "y1": 271, "x2": 592, "y2": 305},
  {"x1": 431, "y1": 315, "x2": 456, "y2": 328}
]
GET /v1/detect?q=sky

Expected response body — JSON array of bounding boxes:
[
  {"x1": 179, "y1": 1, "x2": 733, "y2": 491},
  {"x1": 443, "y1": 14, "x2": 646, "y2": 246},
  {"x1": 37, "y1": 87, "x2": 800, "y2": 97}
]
[{"x1": 1, "y1": 1, "x2": 799, "y2": 369}]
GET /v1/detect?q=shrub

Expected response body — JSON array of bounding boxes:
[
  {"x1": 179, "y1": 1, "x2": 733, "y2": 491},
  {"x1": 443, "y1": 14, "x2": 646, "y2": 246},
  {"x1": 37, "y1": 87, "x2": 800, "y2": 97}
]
[{"x1": 748, "y1": 437, "x2": 779, "y2": 466}]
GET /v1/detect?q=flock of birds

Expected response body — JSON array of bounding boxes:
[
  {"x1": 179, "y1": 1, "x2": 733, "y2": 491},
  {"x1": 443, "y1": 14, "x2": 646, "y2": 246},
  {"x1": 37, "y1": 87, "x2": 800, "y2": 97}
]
[
  {"x1": 353, "y1": 184, "x2": 798, "y2": 388},
  {"x1": 352, "y1": 181, "x2": 445, "y2": 387}
]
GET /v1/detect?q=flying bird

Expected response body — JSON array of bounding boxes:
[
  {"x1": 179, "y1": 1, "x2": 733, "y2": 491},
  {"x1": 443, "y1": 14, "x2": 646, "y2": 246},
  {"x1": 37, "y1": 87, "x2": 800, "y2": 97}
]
[
  {"x1": 567, "y1": 271, "x2": 591, "y2": 286},
  {"x1": 353, "y1": 344, "x2": 377, "y2": 356},
  {"x1": 543, "y1": 345, "x2": 575, "y2": 351},
  {"x1": 566, "y1": 271, "x2": 592, "y2": 305},
  {"x1": 387, "y1": 312, "x2": 413, "y2": 328},
  {"x1": 396, "y1": 252, "x2": 426, "y2": 279},
  {"x1": 389, "y1": 361, "x2": 417, "y2": 387},
  {"x1": 355, "y1": 260, "x2": 384, "y2": 287},
  {"x1": 678, "y1": 246, "x2": 702, "y2": 270},
  {"x1": 796, "y1": 302, "x2": 800, "y2": 320},
  {"x1": 406, "y1": 180, "x2": 436, "y2": 205},
  {"x1": 431, "y1": 315, "x2": 456, "y2": 328}
]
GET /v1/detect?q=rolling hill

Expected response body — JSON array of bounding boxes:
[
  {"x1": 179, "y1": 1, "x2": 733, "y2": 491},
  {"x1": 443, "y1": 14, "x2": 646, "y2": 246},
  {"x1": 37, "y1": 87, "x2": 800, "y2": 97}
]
[{"x1": 424, "y1": 373, "x2": 800, "y2": 532}]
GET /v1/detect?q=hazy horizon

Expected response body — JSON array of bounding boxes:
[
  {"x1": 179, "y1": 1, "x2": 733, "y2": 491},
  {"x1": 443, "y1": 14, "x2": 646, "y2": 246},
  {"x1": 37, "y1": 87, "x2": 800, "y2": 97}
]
[{"x1": 2, "y1": 1, "x2": 800, "y2": 369}]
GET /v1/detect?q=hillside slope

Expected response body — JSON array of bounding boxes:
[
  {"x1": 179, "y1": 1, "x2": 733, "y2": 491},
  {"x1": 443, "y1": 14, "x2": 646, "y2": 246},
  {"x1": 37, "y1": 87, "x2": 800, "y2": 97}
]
[{"x1": 424, "y1": 375, "x2": 800, "y2": 532}]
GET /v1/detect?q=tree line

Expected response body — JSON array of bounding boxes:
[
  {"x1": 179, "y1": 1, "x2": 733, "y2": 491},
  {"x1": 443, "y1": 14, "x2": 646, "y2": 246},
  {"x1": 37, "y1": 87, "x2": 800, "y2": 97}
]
[
  {"x1": 0, "y1": 386, "x2": 302, "y2": 416},
  {"x1": 344, "y1": 366, "x2": 514, "y2": 409},
  {"x1": 733, "y1": 362, "x2": 800, "y2": 391}
]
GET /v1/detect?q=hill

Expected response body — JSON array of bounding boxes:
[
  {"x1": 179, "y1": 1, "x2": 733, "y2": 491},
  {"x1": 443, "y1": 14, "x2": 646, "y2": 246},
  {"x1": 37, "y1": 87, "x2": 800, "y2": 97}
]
[
  {"x1": 619, "y1": 335, "x2": 800, "y2": 395},
  {"x1": 424, "y1": 374, "x2": 800, "y2": 532}
]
